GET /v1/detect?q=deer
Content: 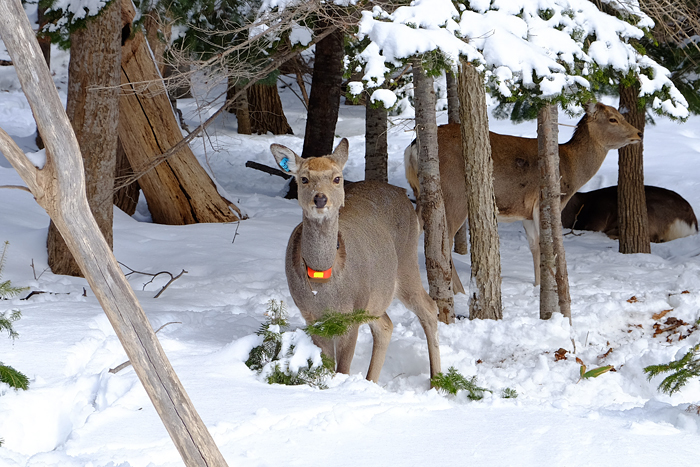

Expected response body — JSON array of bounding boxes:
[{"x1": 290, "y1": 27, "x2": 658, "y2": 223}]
[
  {"x1": 270, "y1": 138, "x2": 441, "y2": 385},
  {"x1": 405, "y1": 102, "x2": 643, "y2": 292},
  {"x1": 561, "y1": 185, "x2": 698, "y2": 242}
]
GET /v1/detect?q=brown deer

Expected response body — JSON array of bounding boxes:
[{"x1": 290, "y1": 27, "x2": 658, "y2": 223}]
[
  {"x1": 271, "y1": 139, "x2": 441, "y2": 384},
  {"x1": 405, "y1": 102, "x2": 642, "y2": 291},
  {"x1": 562, "y1": 185, "x2": 698, "y2": 242}
]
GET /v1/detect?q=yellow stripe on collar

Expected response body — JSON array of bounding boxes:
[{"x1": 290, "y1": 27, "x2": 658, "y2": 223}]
[{"x1": 307, "y1": 266, "x2": 332, "y2": 282}]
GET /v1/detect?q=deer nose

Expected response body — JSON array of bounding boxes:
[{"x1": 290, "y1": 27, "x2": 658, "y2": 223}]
[
  {"x1": 637, "y1": 131, "x2": 643, "y2": 139},
  {"x1": 314, "y1": 193, "x2": 327, "y2": 208}
]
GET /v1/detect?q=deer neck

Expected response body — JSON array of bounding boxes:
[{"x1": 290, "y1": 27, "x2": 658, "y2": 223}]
[
  {"x1": 300, "y1": 214, "x2": 340, "y2": 272},
  {"x1": 561, "y1": 122, "x2": 609, "y2": 194}
]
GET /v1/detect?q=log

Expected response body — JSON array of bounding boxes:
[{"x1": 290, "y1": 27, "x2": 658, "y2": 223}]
[
  {"x1": 0, "y1": 1, "x2": 229, "y2": 465},
  {"x1": 119, "y1": 18, "x2": 239, "y2": 224}
]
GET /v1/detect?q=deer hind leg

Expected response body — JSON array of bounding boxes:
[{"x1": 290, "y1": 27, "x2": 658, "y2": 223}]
[
  {"x1": 365, "y1": 312, "x2": 393, "y2": 383},
  {"x1": 396, "y1": 282, "x2": 442, "y2": 381},
  {"x1": 334, "y1": 324, "x2": 359, "y2": 375},
  {"x1": 522, "y1": 215, "x2": 541, "y2": 286}
]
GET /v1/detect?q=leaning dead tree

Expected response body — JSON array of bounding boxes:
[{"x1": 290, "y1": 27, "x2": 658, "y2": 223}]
[{"x1": 0, "y1": 1, "x2": 228, "y2": 465}]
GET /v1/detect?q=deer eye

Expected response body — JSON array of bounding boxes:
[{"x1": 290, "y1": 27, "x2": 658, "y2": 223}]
[
  {"x1": 609, "y1": 118, "x2": 618, "y2": 123},
  {"x1": 300, "y1": 177, "x2": 309, "y2": 185},
  {"x1": 333, "y1": 176, "x2": 341, "y2": 184}
]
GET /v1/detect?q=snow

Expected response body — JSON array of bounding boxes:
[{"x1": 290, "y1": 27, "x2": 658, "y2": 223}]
[{"x1": 1, "y1": 33, "x2": 700, "y2": 467}]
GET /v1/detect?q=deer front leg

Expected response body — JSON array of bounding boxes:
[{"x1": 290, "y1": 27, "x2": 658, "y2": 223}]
[{"x1": 334, "y1": 324, "x2": 359, "y2": 375}]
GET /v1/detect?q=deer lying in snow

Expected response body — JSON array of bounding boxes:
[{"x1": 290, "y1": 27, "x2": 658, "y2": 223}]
[
  {"x1": 271, "y1": 139, "x2": 441, "y2": 384},
  {"x1": 405, "y1": 102, "x2": 642, "y2": 291},
  {"x1": 561, "y1": 185, "x2": 698, "y2": 242}
]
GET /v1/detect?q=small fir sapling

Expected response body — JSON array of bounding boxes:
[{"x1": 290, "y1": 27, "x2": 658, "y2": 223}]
[
  {"x1": 431, "y1": 367, "x2": 492, "y2": 400},
  {"x1": 0, "y1": 241, "x2": 29, "y2": 391},
  {"x1": 644, "y1": 342, "x2": 700, "y2": 395}
]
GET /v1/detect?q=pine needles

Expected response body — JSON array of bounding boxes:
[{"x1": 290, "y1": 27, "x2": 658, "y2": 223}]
[
  {"x1": 644, "y1": 344, "x2": 700, "y2": 395},
  {"x1": 0, "y1": 242, "x2": 29, "y2": 391},
  {"x1": 431, "y1": 367, "x2": 492, "y2": 400}
]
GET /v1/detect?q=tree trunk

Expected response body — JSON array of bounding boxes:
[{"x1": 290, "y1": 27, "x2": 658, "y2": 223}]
[
  {"x1": 0, "y1": 1, "x2": 229, "y2": 464},
  {"x1": 119, "y1": 28, "x2": 240, "y2": 224},
  {"x1": 248, "y1": 82, "x2": 293, "y2": 135},
  {"x1": 227, "y1": 77, "x2": 252, "y2": 135},
  {"x1": 113, "y1": 138, "x2": 140, "y2": 215},
  {"x1": 618, "y1": 81, "x2": 650, "y2": 254},
  {"x1": 302, "y1": 27, "x2": 343, "y2": 158},
  {"x1": 538, "y1": 104, "x2": 571, "y2": 322},
  {"x1": 37, "y1": 4, "x2": 50, "y2": 68},
  {"x1": 143, "y1": 9, "x2": 170, "y2": 76},
  {"x1": 413, "y1": 58, "x2": 454, "y2": 324},
  {"x1": 458, "y1": 61, "x2": 502, "y2": 320},
  {"x1": 364, "y1": 91, "x2": 388, "y2": 182},
  {"x1": 446, "y1": 70, "x2": 469, "y2": 254},
  {"x1": 47, "y1": 0, "x2": 121, "y2": 277}
]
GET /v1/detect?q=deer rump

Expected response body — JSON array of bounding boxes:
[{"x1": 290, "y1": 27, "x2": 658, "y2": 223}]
[
  {"x1": 405, "y1": 102, "x2": 643, "y2": 289},
  {"x1": 561, "y1": 185, "x2": 698, "y2": 242}
]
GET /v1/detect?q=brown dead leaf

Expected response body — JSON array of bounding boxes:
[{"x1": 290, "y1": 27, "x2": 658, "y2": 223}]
[
  {"x1": 682, "y1": 290, "x2": 690, "y2": 294},
  {"x1": 554, "y1": 348, "x2": 568, "y2": 361},
  {"x1": 627, "y1": 296, "x2": 639, "y2": 303},
  {"x1": 575, "y1": 357, "x2": 584, "y2": 366},
  {"x1": 599, "y1": 347, "x2": 613, "y2": 359},
  {"x1": 476, "y1": 359, "x2": 483, "y2": 364},
  {"x1": 652, "y1": 309, "x2": 672, "y2": 320},
  {"x1": 686, "y1": 404, "x2": 700, "y2": 415}
]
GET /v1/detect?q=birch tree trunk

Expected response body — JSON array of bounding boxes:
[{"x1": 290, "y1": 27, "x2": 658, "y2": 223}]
[
  {"x1": 412, "y1": 58, "x2": 454, "y2": 324},
  {"x1": 47, "y1": 0, "x2": 121, "y2": 276},
  {"x1": 618, "y1": 81, "x2": 650, "y2": 254},
  {"x1": 364, "y1": 91, "x2": 388, "y2": 182},
  {"x1": 458, "y1": 61, "x2": 502, "y2": 320},
  {"x1": 538, "y1": 104, "x2": 571, "y2": 321},
  {"x1": 0, "y1": 1, "x2": 228, "y2": 465}
]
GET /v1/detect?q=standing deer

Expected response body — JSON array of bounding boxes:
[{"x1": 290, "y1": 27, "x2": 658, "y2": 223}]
[
  {"x1": 271, "y1": 139, "x2": 441, "y2": 384},
  {"x1": 405, "y1": 102, "x2": 642, "y2": 291},
  {"x1": 562, "y1": 185, "x2": 698, "y2": 242}
]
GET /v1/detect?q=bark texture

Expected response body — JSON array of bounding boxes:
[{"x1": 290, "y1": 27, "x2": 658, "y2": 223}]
[
  {"x1": 248, "y1": 82, "x2": 293, "y2": 135},
  {"x1": 119, "y1": 29, "x2": 239, "y2": 224},
  {"x1": 301, "y1": 27, "x2": 344, "y2": 158},
  {"x1": 47, "y1": 0, "x2": 121, "y2": 276},
  {"x1": 447, "y1": 70, "x2": 468, "y2": 254},
  {"x1": 458, "y1": 62, "x2": 502, "y2": 320},
  {"x1": 227, "y1": 78, "x2": 252, "y2": 135},
  {"x1": 618, "y1": 81, "x2": 650, "y2": 254},
  {"x1": 537, "y1": 104, "x2": 571, "y2": 321},
  {"x1": 113, "y1": 138, "x2": 140, "y2": 216},
  {"x1": 364, "y1": 91, "x2": 388, "y2": 182},
  {"x1": 0, "y1": 1, "x2": 229, "y2": 464},
  {"x1": 413, "y1": 58, "x2": 454, "y2": 324}
]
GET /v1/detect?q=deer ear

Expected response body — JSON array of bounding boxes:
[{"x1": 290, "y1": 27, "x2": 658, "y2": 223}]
[
  {"x1": 584, "y1": 101, "x2": 598, "y2": 115},
  {"x1": 329, "y1": 138, "x2": 349, "y2": 169},
  {"x1": 270, "y1": 144, "x2": 301, "y2": 174}
]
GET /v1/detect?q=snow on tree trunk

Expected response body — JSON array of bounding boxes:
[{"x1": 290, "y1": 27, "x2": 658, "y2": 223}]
[
  {"x1": 301, "y1": 27, "x2": 343, "y2": 158},
  {"x1": 47, "y1": 0, "x2": 121, "y2": 277},
  {"x1": 364, "y1": 91, "x2": 388, "y2": 182},
  {"x1": 538, "y1": 103, "x2": 571, "y2": 321},
  {"x1": 618, "y1": 81, "x2": 650, "y2": 254},
  {"x1": 119, "y1": 28, "x2": 239, "y2": 224},
  {"x1": 413, "y1": 58, "x2": 455, "y2": 324},
  {"x1": 248, "y1": 82, "x2": 293, "y2": 135},
  {"x1": 0, "y1": 1, "x2": 230, "y2": 464},
  {"x1": 458, "y1": 61, "x2": 502, "y2": 320}
]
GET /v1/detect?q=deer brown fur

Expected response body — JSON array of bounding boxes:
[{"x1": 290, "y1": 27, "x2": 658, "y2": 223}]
[
  {"x1": 562, "y1": 185, "x2": 698, "y2": 242},
  {"x1": 271, "y1": 139, "x2": 441, "y2": 384},
  {"x1": 405, "y1": 102, "x2": 642, "y2": 290}
]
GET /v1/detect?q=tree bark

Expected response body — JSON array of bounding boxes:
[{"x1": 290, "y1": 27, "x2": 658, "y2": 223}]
[
  {"x1": 37, "y1": 4, "x2": 50, "y2": 68},
  {"x1": 301, "y1": 27, "x2": 344, "y2": 158},
  {"x1": 458, "y1": 61, "x2": 502, "y2": 320},
  {"x1": 113, "y1": 138, "x2": 140, "y2": 215},
  {"x1": 47, "y1": 0, "x2": 121, "y2": 276},
  {"x1": 364, "y1": 90, "x2": 388, "y2": 182},
  {"x1": 0, "y1": 1, "x2": 229, "y2": 464},
  {"x1": 119, "y1": 29, "x2": 240, "y2": 224},
  {"x1": 413, "y1": 58, "x2": 454, "y2": 324},
  {"x1": 227, "y1": 77, "x2": 252, "y2": 135},
  {"x1": 446, "y1": 71, "x2": 460, "y2": 125},
  {"x1": 618, "y1": 81, "x2": 650, "y2": 254},
  {"x1": 248, "y1": 82, "x2": 293, "y2": 135},
  {"x1": 538, "y1": 104, "x2": 571, "y2": 321}
]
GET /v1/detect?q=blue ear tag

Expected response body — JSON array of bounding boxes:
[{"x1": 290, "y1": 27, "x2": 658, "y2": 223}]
[{"x1": 280, "y1": 157, "x2": 290, "y2": 172}]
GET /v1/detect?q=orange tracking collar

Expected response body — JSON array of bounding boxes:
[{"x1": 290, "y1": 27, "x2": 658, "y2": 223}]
[{"x1": 307, "y1": 266, "x2": 332, "y2": 283}]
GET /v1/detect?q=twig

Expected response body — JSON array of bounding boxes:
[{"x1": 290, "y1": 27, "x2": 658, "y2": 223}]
[
  {"x1": 232, "y1": 221, "x2": 241, "y2": 244},
  {"x1": 0, "y1": 185, "x2": 32, "y2": 193},
  {"x1": 109, "y1": 321, "x2": 182, "y2": 373},
  {"x1": 118, "y1": 262, "x2": 188, "y2": 298},
  {"x1": 30, "y1": 259, "x2": 49, "y2": 280},
  {"x1": 245, "y1": 160, "x2": 292, "y2": 179}
]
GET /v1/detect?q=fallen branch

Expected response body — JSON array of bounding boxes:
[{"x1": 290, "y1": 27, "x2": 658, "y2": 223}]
[
  {"x1": 119, "y1": 262, "x2": 188, "y2": 298},
  {"x1": 109, "y1": 321, "x2": 183, "y2": 373},
  {"x1": 245, "y1": 160, "x2": 292, "y2": 179}
]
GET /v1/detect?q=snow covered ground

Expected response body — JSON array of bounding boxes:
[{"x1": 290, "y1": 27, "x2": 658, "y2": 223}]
[{"x1": 1, "y1": 38, "x2": 700, "y2": 466}]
